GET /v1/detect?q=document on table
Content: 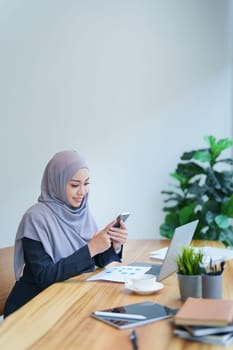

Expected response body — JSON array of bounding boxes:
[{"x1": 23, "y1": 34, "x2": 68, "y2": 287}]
[
  {"x1": 150, "y1": 246, "x2": 233, "y2": 264},
  {"x1": 86, "y1": 265, "x2": 151, "y2": 283},
  {"x1": 149, "y1": 247, "x2": 168, "y2": 261}
]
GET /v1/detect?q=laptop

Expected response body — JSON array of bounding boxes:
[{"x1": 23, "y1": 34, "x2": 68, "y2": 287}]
[{"x1": 129, "y1": 220, "x2": 198, "y2": 282}]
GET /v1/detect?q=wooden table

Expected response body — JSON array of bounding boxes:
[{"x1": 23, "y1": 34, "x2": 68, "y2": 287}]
[{"x1": 0, "y1": 239, "x2": 232, "y2": 350}]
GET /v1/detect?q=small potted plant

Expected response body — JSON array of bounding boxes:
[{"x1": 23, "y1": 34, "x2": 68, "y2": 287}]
[{"x1": 176, "y1": 246, "x2": 204, "y2": 301}]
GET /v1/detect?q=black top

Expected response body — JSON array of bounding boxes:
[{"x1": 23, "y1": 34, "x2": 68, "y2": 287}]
[{"x1": 4, "y1": 237, "x2": 122, "y2": 317}]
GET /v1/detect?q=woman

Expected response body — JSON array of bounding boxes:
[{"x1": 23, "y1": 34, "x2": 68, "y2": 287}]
[{"x1": 4, "y1": 150, "x2": 128, "y2": 317}]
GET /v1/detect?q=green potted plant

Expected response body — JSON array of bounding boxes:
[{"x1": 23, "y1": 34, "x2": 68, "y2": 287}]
[
  {"x1": 176, "y1": 246, "x2": 204, "y2": 301},
  {"x1": 160, "y1": 135, "x2": 233, "y2": 246}
]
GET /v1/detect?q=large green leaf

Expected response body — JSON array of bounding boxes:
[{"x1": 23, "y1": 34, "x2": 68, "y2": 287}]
[
  {"x1": 193, "y1": 150, "x2": 211, "y2": 163},
  {"x1": 160, "y1": 212, "x2": 181, "y2": 238},
  {"x1": 205, "y1": 135, "x2": 233, "y2": 159},
  {"x1": 219, "y1": 226, "x2": 233, "y2": 246},
  {"x1": 214, "y1": 215, "x2": 229, "y2": 229},
  {"x1": 181, "y1": 148, "x2": 208, "y2": 161},
  {"x1": 202, "y1": 200, "x2": 220, "y2": 215},
  {"x1": 164, "y1": 212, "x2": 180, "y2": 226},
  {"x1": 176, "y1": 162, "x2": 206, "y2": 179},
  {"x1": 170, "y1": 172, "x2": 188, "y2": 185},
  {"x1": 221, "y1": 195, "x2": 233, "y2": 217},
  {"x1": 180, "y1": 150, "x2": 196, "y2": 161},
  {"x1": 160, "y1": 224, "x2": 175, "y2": 239},
  {"x1": 179, "y1": 205, "x2": 196, "y2": 225}
]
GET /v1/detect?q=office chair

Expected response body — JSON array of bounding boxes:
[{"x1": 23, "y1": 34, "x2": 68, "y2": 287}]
[{"x1": 0, "y1": 246, "x2": 15, "y2": 317}]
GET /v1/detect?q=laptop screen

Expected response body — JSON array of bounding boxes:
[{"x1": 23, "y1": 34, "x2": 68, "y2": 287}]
[{"x1": 157, "y1": 220, "x2": 198, "y2": 281}]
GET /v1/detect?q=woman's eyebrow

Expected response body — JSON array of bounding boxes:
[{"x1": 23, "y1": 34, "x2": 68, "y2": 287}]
[{"x1": 70, "y1": 177, "x2": 90, "y2": 183}]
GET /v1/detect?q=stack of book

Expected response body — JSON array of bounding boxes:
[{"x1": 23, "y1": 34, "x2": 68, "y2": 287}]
[{"x1": 173, "y1": 297, "x2": 233, "y2": 345}]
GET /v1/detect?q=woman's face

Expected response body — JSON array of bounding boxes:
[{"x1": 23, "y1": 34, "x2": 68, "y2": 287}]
[{"x1": 65, "y1": 168, "x2": 90, "y2": 208}]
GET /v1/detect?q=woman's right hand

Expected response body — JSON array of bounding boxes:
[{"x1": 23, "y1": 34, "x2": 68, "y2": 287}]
[{"x1": 87, "y1": 220, "x2": 115, "y2": 257}]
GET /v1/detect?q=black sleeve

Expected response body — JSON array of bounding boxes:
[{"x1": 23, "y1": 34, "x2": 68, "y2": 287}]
[
  {"x1": 22, "y1": 237, "x2": 95, "y2": 289},
  {"x1": 94, "y1": 245, "x2": 122, "y2": 267},
  {"x1": 22, "y1": 238, "x2": 122, "y2": 289}
]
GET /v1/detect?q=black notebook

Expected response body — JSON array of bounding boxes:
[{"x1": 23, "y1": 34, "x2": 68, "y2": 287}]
[{"x1": 91, "y1": 301, "x2": 178, "y2": 329}]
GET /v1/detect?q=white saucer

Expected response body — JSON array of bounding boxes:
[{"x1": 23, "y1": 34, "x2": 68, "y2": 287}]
[{"x1": 124, "y1": 281, "x2": 164, "y2": 295}]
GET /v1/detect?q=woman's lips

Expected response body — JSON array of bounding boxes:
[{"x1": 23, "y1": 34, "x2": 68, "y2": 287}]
[{"x1": 73, "y1": 197, "x2": 83, "y2": 203}]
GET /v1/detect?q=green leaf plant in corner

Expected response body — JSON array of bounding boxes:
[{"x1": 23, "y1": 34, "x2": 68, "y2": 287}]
[{"x1": 160, "y1": 135, "x2": 233, "y2": 246}]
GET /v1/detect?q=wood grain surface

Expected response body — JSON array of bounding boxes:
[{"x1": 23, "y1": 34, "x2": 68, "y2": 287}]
[{"x1": 0, "y1": 239, "x2": 231, "y2": 350}]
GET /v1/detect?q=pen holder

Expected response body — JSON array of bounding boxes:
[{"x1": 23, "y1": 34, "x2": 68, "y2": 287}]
[{"x1": 202, "y1": 273, "x2": 223, "y2": 299}]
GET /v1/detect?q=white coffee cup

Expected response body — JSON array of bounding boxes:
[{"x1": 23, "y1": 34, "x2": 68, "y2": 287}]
[{"x1": 127, "y1": 274, "x2": 156, "y2": 290}]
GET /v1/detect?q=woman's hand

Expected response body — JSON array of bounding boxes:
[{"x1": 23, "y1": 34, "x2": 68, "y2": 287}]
[
  {"x1": 107, "y1": 220, "x2": 128, "y2": 251},
  {"x1": 88, "y1": 221, "x2": 115, "y2": 257}
]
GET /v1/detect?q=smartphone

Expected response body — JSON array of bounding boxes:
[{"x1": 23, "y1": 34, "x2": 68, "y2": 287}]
[{"x1": 113, "y1": 212, "x2": 130, "y2": 228}]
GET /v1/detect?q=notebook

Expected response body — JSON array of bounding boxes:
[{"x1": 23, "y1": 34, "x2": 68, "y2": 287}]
[
  {"x1": 129, "y1": 220, "x2": 198, "y2": 282},
  {"x1": 183, "y1": 323, "x2": 233, "y2": 337},
  {"x1": 173, "y1": 297, "x2": 233, "y2": 326},
  {"x1": 174, "y1": 327, "x2": 233, "y2": 346},
  {"x1": 91, "y1": 301, "x2": 178, "y2": 329}
]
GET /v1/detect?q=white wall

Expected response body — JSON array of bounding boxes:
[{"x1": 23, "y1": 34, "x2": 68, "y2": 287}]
[{"x1": 0, "y1": 0, "x2": 232, "y2": 247}]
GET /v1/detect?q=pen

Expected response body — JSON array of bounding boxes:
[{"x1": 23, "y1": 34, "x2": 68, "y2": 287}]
[
  {"x1": 93, "y1": 311, "x2": 146, "y2": 320},
  {"x1": 130, "y1": 330, "x2": 139, "y2": 350},
  {"x1": 203, "y1": 259, "x2": 225, "y2": 275}
]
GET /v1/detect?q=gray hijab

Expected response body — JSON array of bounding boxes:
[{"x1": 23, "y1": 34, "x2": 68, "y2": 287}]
[{"x1": 14, "y1": 150, "x2": 98, "y2": 280}]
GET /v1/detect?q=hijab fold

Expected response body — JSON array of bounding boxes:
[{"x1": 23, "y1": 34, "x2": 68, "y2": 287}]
[{"x1": 14, "y1": 150, "x2": 98, "y2": 280}]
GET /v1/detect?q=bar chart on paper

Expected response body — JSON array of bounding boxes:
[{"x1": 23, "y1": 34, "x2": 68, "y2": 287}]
[{"x1": 86, "y1": 265, "x2": 151, "y2": 283}]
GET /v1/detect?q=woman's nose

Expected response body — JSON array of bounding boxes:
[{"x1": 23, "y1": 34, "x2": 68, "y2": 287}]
[{"x1": 77, "y1": 185, "x2": 85, "y2": 195}]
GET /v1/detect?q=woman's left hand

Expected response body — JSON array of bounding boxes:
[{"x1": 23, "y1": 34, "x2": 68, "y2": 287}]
[{"x1": 108, "y1": 221, "x2": 128, "y2": 251}]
